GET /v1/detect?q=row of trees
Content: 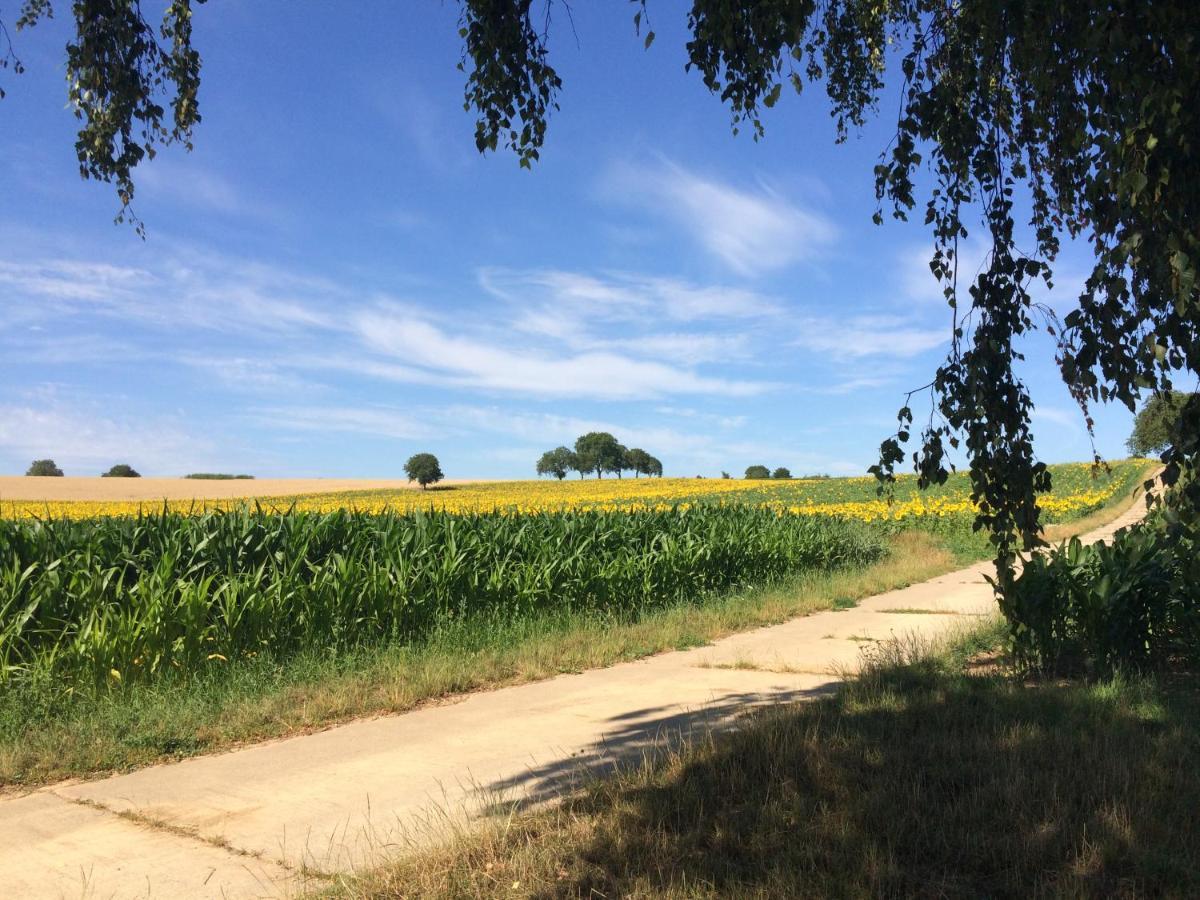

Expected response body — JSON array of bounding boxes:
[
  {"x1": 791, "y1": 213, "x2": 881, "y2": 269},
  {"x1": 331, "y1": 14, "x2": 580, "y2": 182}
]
[
  {"x1": 26, "y1": 460, "x2": 140, "y2": 477},
  {"x1": 537, "y1": 433, "x2": 662, "y2": 480},
  {"x1": 745, "y1": 466, "x2": 792, "y2": 480}
]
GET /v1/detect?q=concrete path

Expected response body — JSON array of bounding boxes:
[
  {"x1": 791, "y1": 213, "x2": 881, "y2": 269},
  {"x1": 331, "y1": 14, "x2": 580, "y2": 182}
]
[{"x1": 0, "y1": 498, "x2": 1150, "y2": 899}]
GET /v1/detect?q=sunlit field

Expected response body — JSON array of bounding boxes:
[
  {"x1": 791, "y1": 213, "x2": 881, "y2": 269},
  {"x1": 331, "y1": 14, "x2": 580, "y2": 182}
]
[
  {"x1": 0, "y1": 459, "x2": 1149, "y2": 525},
  {"x1": 0, "y1": 459, "x2": 1153, "y2": 785},
  {"x1": 0, "y1": 460, "x2": 1148, "y2": 689}
]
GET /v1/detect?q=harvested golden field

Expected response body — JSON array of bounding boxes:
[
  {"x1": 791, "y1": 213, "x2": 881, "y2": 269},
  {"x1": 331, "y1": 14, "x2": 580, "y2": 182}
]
[{"x1": 0, "y1": 476, "x2": 482, "y2": 503}]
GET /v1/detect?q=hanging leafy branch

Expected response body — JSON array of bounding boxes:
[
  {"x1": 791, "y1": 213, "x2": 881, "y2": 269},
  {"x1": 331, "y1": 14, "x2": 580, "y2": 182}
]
[
  {"x1": 455, "y1": 0, "x2": 1200, "y2": 598},
  {"x1": 3, "y1": 0, "x2": 205, "y2": 235}
]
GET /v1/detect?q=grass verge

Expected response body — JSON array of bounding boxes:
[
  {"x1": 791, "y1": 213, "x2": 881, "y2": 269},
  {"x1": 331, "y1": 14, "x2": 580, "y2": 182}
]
[
  {"x1": 0, "y1": 531, "x2": 953, "y2": 788},
  {"x1": 336, "y1": 621, "x2": 1200, "y2": 899}
]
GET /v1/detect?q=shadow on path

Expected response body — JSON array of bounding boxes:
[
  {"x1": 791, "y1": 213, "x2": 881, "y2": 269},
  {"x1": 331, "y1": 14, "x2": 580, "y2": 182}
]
[
  {"x1": 476, "y1": 681, "x2": 839, "y2": 813},
  {"x1": 474, "y1": 663, "x2": 1200, "y2": 898}
]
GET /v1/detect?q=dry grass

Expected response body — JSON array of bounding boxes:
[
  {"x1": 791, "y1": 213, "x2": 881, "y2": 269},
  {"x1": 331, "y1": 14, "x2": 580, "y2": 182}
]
[{"x1": 331, "y1": 624, "x2": 1200, "y2": 899}]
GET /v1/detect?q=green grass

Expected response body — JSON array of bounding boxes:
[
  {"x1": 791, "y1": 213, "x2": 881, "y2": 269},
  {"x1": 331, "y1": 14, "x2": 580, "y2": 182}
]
[
  {"x1": 0, "y1": 530, "x2": 952, "y2": 787},
  {"x1": 335, "y1": 621, "x2": 1200, "y2": 899}
]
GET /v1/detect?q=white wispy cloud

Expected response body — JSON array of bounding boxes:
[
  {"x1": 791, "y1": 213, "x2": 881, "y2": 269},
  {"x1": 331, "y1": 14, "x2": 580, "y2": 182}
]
[
  {"x1": 606, "y1": 159, "x2": 837, "y2": 276},
  {"x1": 4, "y1": 243, "x2": 781, "y2": 403},
  {"x1": 481, "y1": 268, "x2": 782, "y2": 324},
  {"x1": 138, "y1": 161, "x2": 277, "y2": 219},
  {"x1": 0, "y1": 253, "x2": 341, "y2": 336},
  {"x1": 249, "y1": 405, "x2": 439, "y2": 441},
  {"x1": 353, "y1": 310, "x2": 768, "y2": 399},
  {"x1": 795, "y1": 315, "x2": 947, "y2": 359},
  {"x1": 1032, "y1": 405, "x2": 1085, "y2": 433},
  {"x1": 0, "y1": 398, "x2": 221, "y2": 476}
]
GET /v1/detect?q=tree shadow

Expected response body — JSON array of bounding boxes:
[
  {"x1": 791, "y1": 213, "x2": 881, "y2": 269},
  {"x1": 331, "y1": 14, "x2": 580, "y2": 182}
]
[
  {"x1": 485, "y1": 664, "x2": 1200, "y2": 898},
  {"x1": 474, "y1": 681, "x2": 840, "y2": 815}
]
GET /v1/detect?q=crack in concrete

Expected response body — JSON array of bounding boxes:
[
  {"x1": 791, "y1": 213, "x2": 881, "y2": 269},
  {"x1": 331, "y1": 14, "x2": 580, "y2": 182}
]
[{"x1": 47, "y1": 790, "x2": 335, "y2": 882}]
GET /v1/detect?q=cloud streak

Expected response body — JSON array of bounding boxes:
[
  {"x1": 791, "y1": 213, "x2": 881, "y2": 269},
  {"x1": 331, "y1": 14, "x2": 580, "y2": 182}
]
[
  {"x1": 795, "y1": 315, "x2": 947, "y2": 359},
  {"x1": 607, "y1": 159, "x2": 837, "y2": 277},
  {"x1": 353, "y1": 310, "x2": 769, "y2": 399}
]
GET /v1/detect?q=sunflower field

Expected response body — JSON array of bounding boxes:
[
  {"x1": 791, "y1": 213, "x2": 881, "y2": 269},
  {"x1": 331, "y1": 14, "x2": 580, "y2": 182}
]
[{"x1": 0, "y1": 460, "x2": 1150, "y2": 690}]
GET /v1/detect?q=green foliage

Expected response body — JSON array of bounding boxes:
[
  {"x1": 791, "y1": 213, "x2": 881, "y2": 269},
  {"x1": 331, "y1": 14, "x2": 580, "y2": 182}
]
[
  {"x1": 744, "y1": 465, "x2": 770, "y2": 480},
  {"x1": 456, "y1": 0, "x2": 560, "y2": 170},
  {"x1": 182, "y1": 473, "x2": 254, "y2": 480},
  {"x1": 536, "y1": 446, "x2": 576, "y2": 480},
  {"x1": 3, "y1": 0, "x2": 204, "y2": 234},
  {"x1": 1007, "y1": 514, "x2": 1199, "y2": 674},
  {"x1": 403, "y1": 453, "x2": 443, "y2": 489},
  {"x1": 1128, "y1": 393, "x2": 1196, "y2": 457},
  {"x1": 623, "y1": 447, "x2": 657, "y2": 478},
  {"x1": 0, "y1": 506, "x2": 885, "y2": 690},
  {"x1": 721, "y1": 471, "x2": 731, "y2": 479},
  {"x1": 772, "y1": 467, "x2": 791, "y2": 480},
  {"x1": 574, "y1": 432, "x2": 623, "y2": 480},
  {"x1": 25, "y1": 459, "x2": 63, "y2": 477},
  {"x1": 451, "y1": 0, "x2": 1200, "y2": 607},
  {"x1": 101, "y1": 464, "x2": 140, "y2": 478}
]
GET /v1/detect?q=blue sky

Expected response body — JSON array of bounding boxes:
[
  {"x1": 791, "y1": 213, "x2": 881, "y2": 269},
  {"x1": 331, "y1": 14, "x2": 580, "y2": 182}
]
[{"x1": 0, "y1": 3, "x2": 1137, "y2": 478}]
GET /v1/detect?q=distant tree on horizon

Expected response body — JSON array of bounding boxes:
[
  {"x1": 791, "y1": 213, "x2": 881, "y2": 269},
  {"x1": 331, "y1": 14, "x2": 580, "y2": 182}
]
[
  {"x1": 26, "y1": 459, "x2": 63, "y2": 477},
  {"x1": 745, "y1": 465, "x2": 770, "y2": 480},
  {"x1": 102, "y1": 463, "x2": 141, "y2": 478},
  {"x1": 772, "y1": 467, "x2": 792, "y2": 480},
  {"x1": 536, "y1": 446, "x2": 576, "y2": 480},
  {"x1": 404, "y1": 453, "x2": 444, "y2": 489}
]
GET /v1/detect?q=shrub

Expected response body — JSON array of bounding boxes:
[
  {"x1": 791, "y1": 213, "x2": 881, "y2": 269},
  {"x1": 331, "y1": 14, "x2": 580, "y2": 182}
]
[
  {"x1": 1005, "y1": 514, "x2": 1199, "y2": 673},
  {"x1": 745, "y1": 465, "x2": 770, "y2": 479},
  {"x1": 772, "y1": 467, "x2": 792, "y2": 479},
  {"x1": 183, "y1": 473, "x2": 255, "y2": 480},
  {"x1": 101, "y1": 464, "x2": 140, "y2": 478},
  {"x1": 404, "y1": 453, "x2": 444, "y2": 489},
  {"x1": 25, "y1": 460, "x2": 63, "y2": 477}
]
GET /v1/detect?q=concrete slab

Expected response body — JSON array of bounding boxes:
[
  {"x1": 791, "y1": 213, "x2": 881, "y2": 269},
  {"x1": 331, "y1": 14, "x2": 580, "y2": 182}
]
[
  {"x1": 55, "y1": 663, "x2": 836, "y2": 875},
  {"x1": 0, "y1": 791, "x2": 293, "y2": 899}
]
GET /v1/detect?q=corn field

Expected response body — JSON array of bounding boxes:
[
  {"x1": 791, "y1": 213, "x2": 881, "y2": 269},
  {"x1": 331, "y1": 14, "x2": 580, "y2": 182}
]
[{"x1": 0, "y1": 506, "x2": 884, "y2": 688}]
